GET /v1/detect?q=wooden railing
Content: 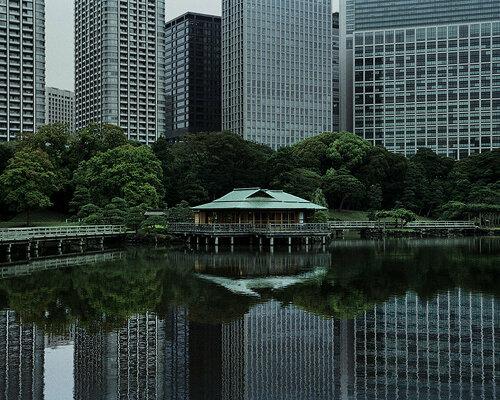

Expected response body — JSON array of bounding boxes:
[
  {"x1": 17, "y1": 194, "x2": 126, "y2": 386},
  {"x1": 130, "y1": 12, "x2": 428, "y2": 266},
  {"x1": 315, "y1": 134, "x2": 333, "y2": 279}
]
[
  {"x1": 0, "y1": 225, "x2": 126, "y2": 243},
  {"x1": 167, "y1": 223, "x2": 330, "y2": 235},
  {"x1": 0, "y1": 251, "x2": 125, "y2": 279},
  {"x1": 167, "y1": 221, "x2": 478, "y2": 235},
  {"x1": 329, "y1": 221, "x2": 477, "y2": 229}
]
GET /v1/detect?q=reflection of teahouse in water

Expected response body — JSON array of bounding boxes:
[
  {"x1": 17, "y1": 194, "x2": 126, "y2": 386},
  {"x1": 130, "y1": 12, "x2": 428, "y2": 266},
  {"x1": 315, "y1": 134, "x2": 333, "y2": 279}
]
[{"x1": 189, "y1": 251, "x2": 331, "y2": 277}]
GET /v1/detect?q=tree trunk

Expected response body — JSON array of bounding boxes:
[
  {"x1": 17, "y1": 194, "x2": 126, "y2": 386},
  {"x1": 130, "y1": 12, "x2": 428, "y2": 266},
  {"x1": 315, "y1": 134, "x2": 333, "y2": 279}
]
[
  {"x1": 27, "y1": 208, "x2": 31, "y2": 227},
  {"x1": 338, "y1": 196, "x2": 346, "y2": 212}
]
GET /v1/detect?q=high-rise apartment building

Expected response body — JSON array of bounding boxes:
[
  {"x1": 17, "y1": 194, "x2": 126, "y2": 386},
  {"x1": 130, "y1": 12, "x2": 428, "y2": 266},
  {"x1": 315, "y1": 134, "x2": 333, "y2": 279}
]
[
  {"x1": 75, "y1": 0, "x2": 166, "y2": 144},
  {"x1": 333, "y1": 12, "x2": 340, "y2": 132},
  {"x1": 0, "y1": 0, "x2": 45, "y2": 141},
  {"x1": 45, "y1": 87, "x2": 75, "y2": 132},
  {"x1": 0, "y1": 311, "x2": 45, "y2": 399},
  {"x1": 222, "y1": 0, "x2": 333, "y2": 150},
  {"x1": 165, "y1": 13, "x2": 222, "y2": 140},
  {"x1": 340, "y1": 0, "x2": 500, "y2": 159}
]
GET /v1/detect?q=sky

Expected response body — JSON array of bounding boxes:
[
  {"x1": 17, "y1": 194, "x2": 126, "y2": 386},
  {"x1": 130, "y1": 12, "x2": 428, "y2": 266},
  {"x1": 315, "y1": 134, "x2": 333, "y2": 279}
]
[{"x1": 46, "y1": 0, "x2": 340, "y2": 91}]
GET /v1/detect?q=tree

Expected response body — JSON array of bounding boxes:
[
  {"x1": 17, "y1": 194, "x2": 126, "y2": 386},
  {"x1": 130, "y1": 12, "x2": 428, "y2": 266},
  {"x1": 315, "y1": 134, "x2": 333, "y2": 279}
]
[
  {"x1": 124, "y1": 204, "x2": 148, "y2": 233},
  {"x1": 281, "y1": 168, "x2": 322, "y2": 200},
  {"x1": 327, "y1": 132, "x2": 372, "y2": 171},
  {"x1": 310, "y1": 210, "x2": 329, "y2": 223},
  {"x1": 0, "y1": 141, "x2": 15, "y2": 175},
  {"x1": 166, "y1": 201, "x2": 194, "y2": 223},
  {"x1": 310, "y1": 188, "x2": 329, "y2": 208},
  {"x1": 17, "y1": 123, "x2": 73, "y2": 167},
  {"x1": 168, "y1": 131, "x2": 273, "y2": 203},
  {"x1": 69, "y1": 187, "x2": 91, "y2": 215},
  {"x1": 73, "y1": 145, "x2": 164, "y2": 208},
  {"x1": 71, "y1": 123, "x2": 129, "y2": 163},
  {"x1": 0, "y1": 150, "x2": 59, "y2": 226},
  {"x1": 366, "y1": 184, "x2": 383, "y2": 210},
  {"x1": 102, "y1": 198, "x2": 127, "y2": 225},
  {"x1": 323, "y1": 168, "x2": 365, "y2": 211}
]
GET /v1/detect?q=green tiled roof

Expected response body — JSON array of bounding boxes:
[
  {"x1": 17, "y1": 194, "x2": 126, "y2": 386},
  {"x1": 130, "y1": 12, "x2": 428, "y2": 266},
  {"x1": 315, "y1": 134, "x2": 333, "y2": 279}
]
[{"x1": 192, "y1": 188, "x2": 327, "y2": 211}]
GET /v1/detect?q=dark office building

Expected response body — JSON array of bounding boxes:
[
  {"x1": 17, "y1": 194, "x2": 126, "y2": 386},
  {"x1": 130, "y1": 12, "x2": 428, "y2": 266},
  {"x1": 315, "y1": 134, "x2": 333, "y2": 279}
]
[{"x1": 165, "y1": 13, "x2": 222, "y2": 140}]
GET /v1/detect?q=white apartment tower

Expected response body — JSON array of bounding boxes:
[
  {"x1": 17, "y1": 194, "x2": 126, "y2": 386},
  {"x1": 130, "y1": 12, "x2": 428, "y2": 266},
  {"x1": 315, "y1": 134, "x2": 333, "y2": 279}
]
[
  {"x1": 45, "y1": 87, "x2": 75, "y2": 132},
  {"x1": 222, "y1": 0, "x2": 333, "y2": 149},
  {"x1": 0, "y1": 0, "x2": 46, "y2": 141},
  {"x1": 75, "y1": 0, "x2": 166, "y2": 144}
]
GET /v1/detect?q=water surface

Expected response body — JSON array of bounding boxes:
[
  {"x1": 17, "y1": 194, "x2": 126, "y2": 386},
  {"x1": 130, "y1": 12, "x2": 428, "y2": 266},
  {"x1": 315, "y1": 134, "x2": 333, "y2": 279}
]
[{"x1": 0, "y1": 238, "x2": 498, "y2": 399}]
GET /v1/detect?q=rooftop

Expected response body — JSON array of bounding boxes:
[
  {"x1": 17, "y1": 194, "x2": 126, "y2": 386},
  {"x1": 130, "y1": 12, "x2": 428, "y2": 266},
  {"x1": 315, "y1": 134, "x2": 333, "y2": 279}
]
[{"x1": 192, "y1": 188, "x2": 327, "y2": 211}]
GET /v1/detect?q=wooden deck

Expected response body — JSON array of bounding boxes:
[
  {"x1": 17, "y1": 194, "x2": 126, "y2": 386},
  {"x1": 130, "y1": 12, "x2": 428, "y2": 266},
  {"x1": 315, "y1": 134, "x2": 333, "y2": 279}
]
[{"x1": 0, "y1": 225, "x2": 126, "y2": 244}]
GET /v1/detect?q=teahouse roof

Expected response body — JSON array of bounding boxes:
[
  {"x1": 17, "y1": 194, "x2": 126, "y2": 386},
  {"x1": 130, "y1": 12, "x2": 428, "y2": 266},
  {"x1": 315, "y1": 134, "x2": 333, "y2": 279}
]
[{"x1": 192, "y1": 188, "x2": 327, "y2": 211}]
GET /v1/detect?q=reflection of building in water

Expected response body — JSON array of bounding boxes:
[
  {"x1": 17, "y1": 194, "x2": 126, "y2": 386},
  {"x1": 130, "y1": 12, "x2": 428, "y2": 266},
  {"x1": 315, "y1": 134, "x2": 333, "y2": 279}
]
[
  {"x1": 222, "y1": 301, "x2": 343, "y2": 400},
  {"x1": 187, "y1": 251, "x2": 331, "y2": 277},
  {"x1": 74, "y1": 313, "x2": 166, "y2": 400},
  {"x1": 0, "y1": 311, "x2": 44, "y2": 399},
  {"x1": 220, "y1": 291, "x2": 498, "y2": 400},
  {"x1": 164, "y1": 306, "x2": 224, "y2": 400},
  {"x1": 74, "y1": 309, "x2": 224, "y2": 400},
  {"x1": 353, "y1": 289, "x2": 497, "y2": 400}
]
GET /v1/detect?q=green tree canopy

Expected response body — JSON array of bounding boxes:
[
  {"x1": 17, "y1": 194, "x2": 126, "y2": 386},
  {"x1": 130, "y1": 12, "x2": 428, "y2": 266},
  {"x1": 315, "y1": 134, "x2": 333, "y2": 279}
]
[
  {"x1": 328, "y1": 132, "x2": 372, "y2": 171},
  {"x1": 0, "y1": 149, "x2": 59, "y2": 226},
  {"x1": 323, "y1": 168, "x2": 365, "y2": 211},
  {"x1": 73, "y1": 145, "x2": 164, "y2": 208}
]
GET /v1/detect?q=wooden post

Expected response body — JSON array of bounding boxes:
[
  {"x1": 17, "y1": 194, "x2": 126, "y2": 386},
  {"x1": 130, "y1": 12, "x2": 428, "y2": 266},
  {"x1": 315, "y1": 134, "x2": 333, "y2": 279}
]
[{"x1": 270, "y1": 237, "x2": 274, "y2": 247}]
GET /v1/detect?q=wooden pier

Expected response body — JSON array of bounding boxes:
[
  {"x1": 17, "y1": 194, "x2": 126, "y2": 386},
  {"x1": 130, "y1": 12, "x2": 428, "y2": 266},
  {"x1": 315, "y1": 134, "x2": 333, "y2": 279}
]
[
  {"x1": 167, "y1": 220, "x2": 478, "y2": 247},
  {"x1": 0, "y1": 225, "x2": 126, "y2": 257}
]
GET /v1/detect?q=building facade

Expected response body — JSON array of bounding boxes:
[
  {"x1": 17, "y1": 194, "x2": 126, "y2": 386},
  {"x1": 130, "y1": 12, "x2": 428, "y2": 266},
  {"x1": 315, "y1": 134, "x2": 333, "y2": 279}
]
[
  {"x1": 45, "y1": 87, "x2": 75, "y2": 132},
  {"x1": 340, "y1": 0, "x2": 500, "y2": 158},
  {"x1": 0, "y1": 0, "x2": 45, "y2": 141},
  {"x1": 165, "y1": 13, "x2": 222, "y2": 140},
  {"x1": 333, "y1": 12, "x2": 340, "y2": 132},
  {"x1": 0, "y1": 311, "x2": 45, "y2": 399},
  {"x1": 222, "y1": 0, "x2": 333, "y2": 150},
  {"x1": 75, "y1": 0, "x2": 166, "y2": 144}
]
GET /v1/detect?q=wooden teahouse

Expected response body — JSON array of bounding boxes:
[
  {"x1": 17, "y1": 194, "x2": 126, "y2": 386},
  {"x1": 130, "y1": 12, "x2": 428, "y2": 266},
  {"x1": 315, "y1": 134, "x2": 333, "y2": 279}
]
[{"x1": 192, "y1": 188, "x2": 327, "y2": 225}]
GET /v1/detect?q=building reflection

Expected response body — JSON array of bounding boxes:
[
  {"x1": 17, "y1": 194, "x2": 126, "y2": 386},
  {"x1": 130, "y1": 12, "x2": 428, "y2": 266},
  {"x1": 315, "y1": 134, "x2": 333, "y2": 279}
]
[
  {"x1": 0, "y1": 244, "x2": 497, "y2": 400},
  {"x1": 0, "y1": 311, "x2": 44, "y2": 400}
]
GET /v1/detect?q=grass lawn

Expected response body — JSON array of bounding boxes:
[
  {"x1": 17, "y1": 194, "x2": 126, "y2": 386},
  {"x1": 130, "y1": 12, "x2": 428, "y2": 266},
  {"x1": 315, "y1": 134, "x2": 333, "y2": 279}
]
[
  {"x1": 328, "y1": 209, "x2": 435, "y2": 222},
  {"x1": 0, "y1": 210, "x2": 74, "y2": 228}
]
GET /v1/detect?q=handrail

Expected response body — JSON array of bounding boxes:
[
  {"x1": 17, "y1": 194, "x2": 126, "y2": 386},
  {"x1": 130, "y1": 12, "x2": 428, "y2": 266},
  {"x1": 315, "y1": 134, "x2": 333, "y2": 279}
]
[
  {"x1": 166, "y1": 221, "x2": 478, "y2": 234},
  {"x1": 0, "y1": 225, "x2": 126, "y2": 243}
]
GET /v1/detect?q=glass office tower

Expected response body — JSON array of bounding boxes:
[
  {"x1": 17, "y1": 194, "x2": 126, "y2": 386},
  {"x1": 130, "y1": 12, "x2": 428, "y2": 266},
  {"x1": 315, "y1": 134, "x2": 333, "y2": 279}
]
[
  {"x1": 340, "y1": 0, "x2": 500, "y2": 158},
  {"x1": 75, "y1": 0, "x2": 166, "y2": 144},
  {"x1": 165, "y1": 13, "x2": 222, "y2": 140},
  {"x1": 0, "y1": 0, "x2": 45, "y2": 141},
  {"x1": 222, "y1": 0, "x2": 333, "y2": 150}
]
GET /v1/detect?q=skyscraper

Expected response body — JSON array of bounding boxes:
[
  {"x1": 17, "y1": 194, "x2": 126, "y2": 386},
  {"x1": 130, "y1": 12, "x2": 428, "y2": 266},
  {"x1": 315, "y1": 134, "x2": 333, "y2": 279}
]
[
  {"x1": 0, "y1": 0, "x2": 45, "y2": 141},
  {"x1": 45, "y1": 87, "x2": 75, "y2": 132},
  {"x1": 222, "y1": 0, "x2": 333, "y2": 150},
  {"x1": 75, "y1": 0, "x2": 166, "y2": 144},
  {"x1": 333, "y1": 12, "x2": 340, "y2": 132},
  {"x1": 165, "y1": 13, "x2": 222, "y2": 140},
  {"x1": 0, "y1": 311, "x2": 45, "y2": 399},
  {"x1": 340, "y1": 0, "x2": 500, "y2": 159}
]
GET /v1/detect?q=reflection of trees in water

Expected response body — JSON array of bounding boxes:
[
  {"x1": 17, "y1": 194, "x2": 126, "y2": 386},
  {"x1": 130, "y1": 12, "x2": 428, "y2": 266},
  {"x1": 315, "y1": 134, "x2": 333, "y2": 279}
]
[
  {"x1": 0, "y1": 239, "x2": 498, "y2": 332},
  {"x1": 276, "y1": 237, "x2": 500, "y2": 319}
]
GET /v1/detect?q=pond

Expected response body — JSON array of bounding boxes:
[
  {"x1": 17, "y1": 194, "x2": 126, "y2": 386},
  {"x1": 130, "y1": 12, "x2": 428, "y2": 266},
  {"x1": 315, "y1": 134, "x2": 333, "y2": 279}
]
[{"x1": 0, "y1": 237, "x2": 498, "y2": 399}]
